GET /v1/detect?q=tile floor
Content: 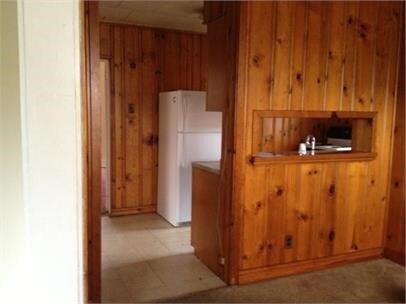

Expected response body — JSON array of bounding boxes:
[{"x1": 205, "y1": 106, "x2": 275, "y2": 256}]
[{"x1": 101, "y1": 213, "x2": 226, "y2": 303}]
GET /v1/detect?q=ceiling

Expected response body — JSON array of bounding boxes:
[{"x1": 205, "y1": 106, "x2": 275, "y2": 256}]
[{"x1": 99, "y1": 1, "x2": 206, "y2": 33}]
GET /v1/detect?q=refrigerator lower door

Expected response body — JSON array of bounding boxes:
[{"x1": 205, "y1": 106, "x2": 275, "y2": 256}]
[{"x1": 178, "y1": 132, "x2": 222, "y2": 224}]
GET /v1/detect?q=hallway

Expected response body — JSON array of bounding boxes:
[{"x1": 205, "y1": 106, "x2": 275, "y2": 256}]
[{"x1": 101, "y1": 214, "x2": 225, "y2": 302}]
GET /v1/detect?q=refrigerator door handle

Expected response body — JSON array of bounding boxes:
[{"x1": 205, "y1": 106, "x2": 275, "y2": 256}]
[
  {"x1": 181, "y1": 95, "x2": 189, "y2": 166},
  {"x1": 179, "y1": 134, "x2": 187, "y2": 168}
]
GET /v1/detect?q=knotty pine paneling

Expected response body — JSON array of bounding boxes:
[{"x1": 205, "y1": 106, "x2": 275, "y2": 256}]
[
  {"x1": 233, "y1": 1, "x2": 403, "y2": 272},
  {"x1": 100, "y1": 22, "x2": 207, "y2": 215},
  {"x1": 385, "y1": 22, "x2": 405, "y2": 265}
]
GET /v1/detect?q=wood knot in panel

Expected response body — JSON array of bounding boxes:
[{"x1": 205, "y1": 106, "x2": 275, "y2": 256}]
[
  {"x1": 328, "y1": 50, "x2": 333, "y2": 60},
  {"x1": 328, "y1": 230, "x2": 335, "y2": 241},
  {"x1": 252, "y1": 54, "x2": 265, "y2": 67},
  {"x1": 129, "y1": 61, "x2": 136, "y2": 69},
  {"x1": 357, "y1": 23, "x2": 369, "y2": 40},
  {"x1": 297, "y1": 212, "x2": 310, "y2": 221},
  {"x1": 296, "y1": 73, "x2": 302, "y2": 81},
  {"x1": 276, "y1": 187, "x2": 284, "y2": 196},
  {"x1": 328, "y1": 184, "x2": 335, "y2": 195},
  {"x1": 255, "y1": 201, "x2": 263, "y2": 209}
]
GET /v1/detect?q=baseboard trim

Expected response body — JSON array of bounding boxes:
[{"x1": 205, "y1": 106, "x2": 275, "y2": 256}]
[
  {"x1": 238, "y1": 248, "x2": 383, "y2": 284},
  {"x1": 110, "y1": 205, "x2": 156, "y2": 216},
  {"x1": 384, "y1": 248, "x2": 405, "y2": 266}
]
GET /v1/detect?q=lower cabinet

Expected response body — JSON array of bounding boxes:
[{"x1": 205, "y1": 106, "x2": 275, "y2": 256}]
[{"x1": 191, "y1": 163, "x2": 225, "y2": 278}]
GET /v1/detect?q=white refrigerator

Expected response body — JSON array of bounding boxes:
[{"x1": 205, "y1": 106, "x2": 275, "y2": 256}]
[{"x1": 158, "y1": 90, "x2": 222, "y2": 226}]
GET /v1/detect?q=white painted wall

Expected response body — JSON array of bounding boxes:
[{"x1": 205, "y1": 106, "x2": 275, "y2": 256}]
[
  {"x1": 0, "y1": 1, "x2": 26, "y2": 300},
  {"x1": 1, "y1": 1, "x2": 84, "y2": 303}
]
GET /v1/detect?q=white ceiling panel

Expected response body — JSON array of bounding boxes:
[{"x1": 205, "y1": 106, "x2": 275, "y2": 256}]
[{"x1": 99, "y1": 0, "x2": 206, "y2": 33}]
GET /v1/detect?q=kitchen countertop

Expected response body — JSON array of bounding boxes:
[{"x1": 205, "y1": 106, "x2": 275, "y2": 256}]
[{"x1": 192, "y1": 161, "x2": 220, "y2": 175}]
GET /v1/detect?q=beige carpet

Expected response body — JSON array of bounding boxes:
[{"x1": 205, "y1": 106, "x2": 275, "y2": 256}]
[{"x1": 163, "y1": 259, "x2": 405, "y2": 303}]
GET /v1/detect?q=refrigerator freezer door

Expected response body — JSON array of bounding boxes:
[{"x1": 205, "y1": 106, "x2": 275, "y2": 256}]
[
  {"x1": 178, "y1": 91, "x2": 222, "y2": 133},
  {"x1": 178, "y1": 132, "x2": 222, "y2": 224}
]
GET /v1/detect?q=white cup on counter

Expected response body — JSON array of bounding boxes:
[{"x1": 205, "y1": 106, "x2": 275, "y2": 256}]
[{"x1": 298, "y1": 143, "x2": 307, "y2": 155}]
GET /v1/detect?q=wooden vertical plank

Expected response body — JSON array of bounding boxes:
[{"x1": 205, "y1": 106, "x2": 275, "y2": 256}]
[
  {"x1": 192, "y1": 34, "x2": 202, "y2": 91},
  {"x1": 217, "y1": 1, "x2": 238, "y2": 283},
  {"x1": 290, "y1": 2, "x2": 308, "y2": 110},
  {"x1": 123, "y1": 26, "x2": 140, "y2": 208},
  {"x1": 272, "y1": 1, "x2": 294, "y2": 110},
  {"x1": 111, "y1": 25, "x2": 125, "y2": 210},
  {"x1": 180, "y1": 33, "x2": 188, "y2": 89},
  {"x1": 341, "y1": 2, "x2": 359, "y2": 111},
  {"x1": 353, "y1": 2, "x2": 379, "y2": 111},
  {"x1": 247, "y1": 1, "x2": 275, "y2": 112},
  {"x1": 315, "y1": 163, "x2": 337, "y2": 258},
  {"x1": 241, "y1": 167, "x2": 268, "y2": 270},
  {"x1": 324, "y1": 2, "x2": 346, "y2": 111},
  {"x1": 141, "y1": 28, "x2": 157, "y2": 207},
  {"x1": 252, "y1": 113, "x2": 264, "y2": 153},
  {"x1": 186, "y1": 34, "x2": 193, "y2": 89},
  {"x1": 333, "y1": 162, "x2": 367, "y2": 254},
  {"x1": 207, "y1": 15, "x2": 228, "y2": 111},
  {"x1": 283, "y1": 164, "x2": 299, "y2": 263},
  {"x1": 100, "y1": 22, "x2": 112, "y2": 58},
  {"x1": 273, "y1": 118, "x2": 283, "y2": 152},
  {"x1": 200, "y1": 35, "x2": 208, "y2": 90},
  {"x1": 295, "y1": 164, "x2": 322, "y2": 261},
  {"x1": 265, "y1": 165, "x2": 286, "y2": 265},
  {"x1": 85, "y1": 2, "x2": 101, "y2": 301},
  {"x1": 262, "y1": 118, "x2": 274, "y2": 152},
  {"x1": 163, "y1": 31, "x2": 180, "y2": 91},
  {"x1": 154, "y1": 30, "x2": 165, "y2": 92},
  {"x1": 302, "y1": 2, "x2": 327, "y2": 110}
]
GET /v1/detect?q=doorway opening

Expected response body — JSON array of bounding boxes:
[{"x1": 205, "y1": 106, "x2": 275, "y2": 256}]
[{"x1": 84, "y1": 1, "x2": 236, "y2": 302}]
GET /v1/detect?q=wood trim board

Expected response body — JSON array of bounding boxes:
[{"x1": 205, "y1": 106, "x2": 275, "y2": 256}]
[
  {"x1": 238, "y1": 248, "x2": 383, "y2": 284},
  {"x1": 83, "y1": 1, "x2": 101, "y2": 302}
]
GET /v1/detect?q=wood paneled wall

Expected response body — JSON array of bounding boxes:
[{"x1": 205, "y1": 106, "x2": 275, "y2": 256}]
[
  {"x1": 100, "y1": 22, "x2": 207, "y2": 215},
  {"x1": 385, "y1": 23, "x2": 405, "y2": 265},
  {"x1": 231, "y1": 1, "x2": 403, "y2": 281},
  {"x1": 204, "y1": 1, "x2": 240, "y2": 283}
]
